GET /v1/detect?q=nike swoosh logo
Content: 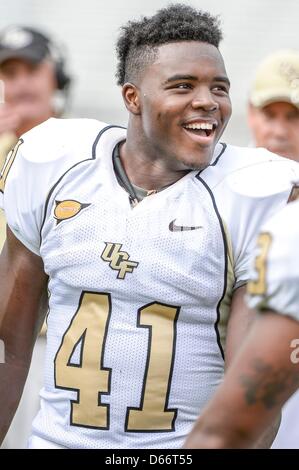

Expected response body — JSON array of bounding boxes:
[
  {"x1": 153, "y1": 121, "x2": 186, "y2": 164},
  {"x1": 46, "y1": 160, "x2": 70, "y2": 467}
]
[{"x1": 169, "y1": 219, "x2": 203, "y2": 232}]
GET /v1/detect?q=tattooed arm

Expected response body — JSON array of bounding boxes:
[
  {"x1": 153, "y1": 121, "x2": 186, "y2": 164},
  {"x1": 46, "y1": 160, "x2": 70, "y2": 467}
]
[{"x1": 184, "y1": 310, "x2": 299, "y2": 448}]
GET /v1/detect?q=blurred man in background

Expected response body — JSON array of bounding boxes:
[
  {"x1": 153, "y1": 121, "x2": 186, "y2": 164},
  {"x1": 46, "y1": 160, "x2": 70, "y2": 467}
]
[
  {"x1": 247, "y1": 49, "x2": 299, "y2": 449},
  {"x1": 0, "y1": 25, "x2": 71, "y2": 161},
  {"x1": 248, "y1": 49, "x2": 299, "y2": 162},
  {"x1": 0, "y1": 25, "x2": 71, "y2": 448}
]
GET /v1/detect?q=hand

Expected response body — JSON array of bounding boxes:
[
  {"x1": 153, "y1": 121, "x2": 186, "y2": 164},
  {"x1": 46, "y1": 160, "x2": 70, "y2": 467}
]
[{"x1": 0, "y1": 104, "x2": 21, "y2": 135}]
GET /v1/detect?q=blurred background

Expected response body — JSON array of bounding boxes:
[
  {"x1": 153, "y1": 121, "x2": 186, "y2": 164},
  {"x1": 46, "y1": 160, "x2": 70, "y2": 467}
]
[{"x1": 0, "y1": 0, "x2": 298, "y2": 145}]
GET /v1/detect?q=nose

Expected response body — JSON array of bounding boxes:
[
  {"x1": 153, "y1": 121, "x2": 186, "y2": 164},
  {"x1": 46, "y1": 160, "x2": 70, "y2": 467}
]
[
  {"x1": 15, "y1": 70, "x2": 31, "y2": 85},
  {"x1": 270, "y1": 118, "x2": 288, "y2": 139},
  {"x1": 191, "y1": 87, "x2": 219, "y2": 112}
]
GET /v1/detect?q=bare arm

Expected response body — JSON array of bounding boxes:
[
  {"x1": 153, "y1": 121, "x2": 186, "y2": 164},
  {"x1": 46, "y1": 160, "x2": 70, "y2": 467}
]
[
  {"x1": 184, "y1": 311, "x2": 299, "y2": 448},
  {"x1": 225, "y1": 285, "x2": 256, "y2": 369},
  {"x1": 0, "y1": 227, "x2": 48, "y2": 443},
  {"x1": 224, "y1": 286, "x2": 280, "y2": 447}
]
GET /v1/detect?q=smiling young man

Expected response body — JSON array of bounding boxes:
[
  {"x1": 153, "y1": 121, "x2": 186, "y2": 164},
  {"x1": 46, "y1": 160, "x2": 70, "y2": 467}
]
[{"x1": 0, "y1": 4, "x2": 298, "y2": 449}]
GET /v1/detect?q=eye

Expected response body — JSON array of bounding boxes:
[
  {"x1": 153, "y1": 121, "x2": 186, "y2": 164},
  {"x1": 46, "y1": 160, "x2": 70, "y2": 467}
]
[
  {"x1": 174, "y1": 83, "x2": 193, "y2": 90},
  {"x1": 288, "y1": 110, "x2": 299, "y2": 121},
  {"x1": 212, "y1": 85, "x2": 229, "y2": 94}
]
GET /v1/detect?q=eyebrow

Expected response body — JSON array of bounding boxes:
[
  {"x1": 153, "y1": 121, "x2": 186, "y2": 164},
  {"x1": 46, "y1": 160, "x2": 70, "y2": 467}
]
[
  {"x1": 162, "y1": 74, "x2": 197, "y2": 85},
  {"x1": 214, "y1": 76, "x2": 231, "y2": 87},
  {"x1": 162, "y1": 74, "x2": 231, "y2": 87}
]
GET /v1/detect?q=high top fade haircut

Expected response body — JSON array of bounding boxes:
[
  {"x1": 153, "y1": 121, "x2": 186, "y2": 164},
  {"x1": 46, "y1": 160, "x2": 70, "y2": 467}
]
[{"x1": 115, "y1": 3, "x2": 222, "y2": 86}]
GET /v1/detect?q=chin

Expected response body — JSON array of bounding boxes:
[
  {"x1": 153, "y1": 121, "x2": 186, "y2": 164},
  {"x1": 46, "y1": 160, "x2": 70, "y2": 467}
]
[{"x1": 178, "y1": 155, "x2": 211, "y2": 172}]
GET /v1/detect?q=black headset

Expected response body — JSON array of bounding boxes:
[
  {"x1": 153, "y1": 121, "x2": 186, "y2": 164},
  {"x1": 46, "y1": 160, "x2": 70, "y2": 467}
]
[{"x1": 45, "y1": 36, "x2": 71, "y2": 91}]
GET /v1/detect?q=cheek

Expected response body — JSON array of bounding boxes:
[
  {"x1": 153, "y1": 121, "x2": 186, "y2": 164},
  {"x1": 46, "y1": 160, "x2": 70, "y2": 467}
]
[
  {"x1": 221, "y1": 98, "x2": 232, "y2": 120},
  {"x1": 35, "y1": 80, "x2": 55, "y2": 97},
  {"x1": 141, "y1": 96, "x2": 185, "y2": 141},
  {"x1": 1, "y1": 82, "x2": 15, "y2": 100},
  {"x1": 32, "y1": 70, "x2": 56, "y2": 96},
  {"x1": 291, "y1": 127, "x2": 299, "y2": 146},
  {"x1": 252, "y1": 115, "x2": 268, "y2": 136},
  {"x1": 142, "y1": 98, "x2": 170, "y2": 131}
]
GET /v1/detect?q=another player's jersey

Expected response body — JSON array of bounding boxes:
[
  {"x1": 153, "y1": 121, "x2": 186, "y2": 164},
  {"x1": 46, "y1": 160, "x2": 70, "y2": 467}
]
[
  {"x1": 1, "y1": 118, "x2": 298, "y2": 449},
  {"x1": 247, "y1": 199, "x2": 299, "y2": 322}
]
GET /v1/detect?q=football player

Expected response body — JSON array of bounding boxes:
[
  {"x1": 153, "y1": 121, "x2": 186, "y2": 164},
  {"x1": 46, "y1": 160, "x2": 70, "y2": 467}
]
[
  {"x1": 184, "y1": 199, "x2": 299, "y2": 448},
  {"x1": 0, "y1": 4, "x2": 298, "y2": 449}
]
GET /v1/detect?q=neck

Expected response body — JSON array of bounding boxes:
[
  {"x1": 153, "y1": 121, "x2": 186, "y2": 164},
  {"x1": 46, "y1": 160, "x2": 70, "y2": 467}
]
[{"x1": 119, "y1": 128, "x2": 190, "y2": 191}]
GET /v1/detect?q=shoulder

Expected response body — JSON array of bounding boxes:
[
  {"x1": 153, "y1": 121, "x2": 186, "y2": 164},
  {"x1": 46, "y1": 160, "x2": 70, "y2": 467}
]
[
  {"x1": 229, "y1": 147, "x2": 299, "y2": 197},
  {"x1": 0, "y1": 119, "x2": 126, "y2": 254},
  {"x1": 1, "y1": 118, "x2": 125, "y2": 225},
  {"x1": 262, "y1": 199, "x2": 299, "y2": 242},
  {"x1": 20, "y1": 118, "x2": 111, "y2": 164},
  {"x1": 2, "y1": 118, "x2": 126, "y2": 198},
  {"x1": 203, "y1": 143, "x2": 299, "y2": 199},
  {"x1": 200, "y1": 145, "x2": 299, "y2": 206},
  {"x1": 197, "y1": 144, "x2": 298, "y2": 281}
]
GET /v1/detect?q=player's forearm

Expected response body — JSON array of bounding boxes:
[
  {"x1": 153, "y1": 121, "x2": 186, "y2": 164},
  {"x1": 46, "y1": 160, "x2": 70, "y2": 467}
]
[
  {"x1": 0, "y1": 291, "x2": 48, "y2": 443},
  {"x1": 184, "y1": 403, "x2": 262, "y2": 449},
  {"x1": 184, "y1": 416, "x2": 280, "y2": 449},
  {"x1": 184, "y1": 424, "x2": 253, "y2": 449},
  {"x1": 0, "y1": 305, "x2": 46, "y2": 444},
  {"x1": 0, "y1": 359, "x2": 30, "y2": 443},
  {"x1": 0, "y1": 230, "x2": 49, "y2": 443},
  {"x1": 0, "y1": 302, "x2": 38, "y2": 444},
  {"x1": 252, "y1": 413, "x2": 281, "y2": 449}
]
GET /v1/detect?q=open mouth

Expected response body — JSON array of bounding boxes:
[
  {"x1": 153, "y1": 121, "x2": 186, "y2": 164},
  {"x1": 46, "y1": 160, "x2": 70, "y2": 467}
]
[{"x1": 183, "y1": 122, "x2": 217, "y2": 138}]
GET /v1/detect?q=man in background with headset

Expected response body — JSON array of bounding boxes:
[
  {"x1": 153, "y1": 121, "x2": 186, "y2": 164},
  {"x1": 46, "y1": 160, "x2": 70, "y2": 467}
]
[{"x1": 0, "y1": 25, "x2": 71, "y2": 448}]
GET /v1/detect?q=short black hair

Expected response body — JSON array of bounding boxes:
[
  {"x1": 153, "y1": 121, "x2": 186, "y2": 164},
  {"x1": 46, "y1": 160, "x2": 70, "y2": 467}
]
[{"x1": 115, "y1": 3, "x2": 222, "y2": 86}]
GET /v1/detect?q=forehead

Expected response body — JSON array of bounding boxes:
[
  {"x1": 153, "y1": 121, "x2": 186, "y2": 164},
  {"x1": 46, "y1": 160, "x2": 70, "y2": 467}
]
[
  {"x1": 261, "y1": 101, "x2": 299, "y2": 114},
  {"x1": 147, "y1": 41, "x2": 227, "y2": 80},
  {"x1": 0, "y1": 58, "x2": 54, "y2": 75},
  {"x1": 0, "y1": 58, "x2": 36, "y2": 71}
]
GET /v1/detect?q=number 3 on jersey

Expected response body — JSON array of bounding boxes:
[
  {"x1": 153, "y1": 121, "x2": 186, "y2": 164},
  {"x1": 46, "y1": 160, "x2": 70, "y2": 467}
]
[
  {"x1": 54, "y1": 292, "x2": 180, "y2": 431},
  {"x1": 247, "y1": 232, "x2": 272, "y2": 295}
]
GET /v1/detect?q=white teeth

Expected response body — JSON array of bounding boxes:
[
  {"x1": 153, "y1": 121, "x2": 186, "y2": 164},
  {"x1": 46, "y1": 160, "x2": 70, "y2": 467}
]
[{"x1": 184, "y1": 123, "x2": 213, "y2": 130}]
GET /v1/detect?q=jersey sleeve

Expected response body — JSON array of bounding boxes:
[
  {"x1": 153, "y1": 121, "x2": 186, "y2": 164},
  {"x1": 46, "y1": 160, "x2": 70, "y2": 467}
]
[
  {"x1": 222, "y1": 149, "x2": 299, "y2": 289},
  {"x1": 0, "y1": 117, "x2": 106, "y2": 255},
  {"x1": 246, "y1": 199, "x2": 299, "y2": 322},
  {"x1": 0, "y1": 137, "x2": 43, "y2": 254}
]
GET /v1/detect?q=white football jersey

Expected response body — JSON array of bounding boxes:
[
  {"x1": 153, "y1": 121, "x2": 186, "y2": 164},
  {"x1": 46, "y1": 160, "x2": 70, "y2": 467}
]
[
  {"x1": 1, "y1": 118, "x2": 298, "y2": 449},
  {"x1": 247, "y1": 198, "x2": 299, "y2": 322}
]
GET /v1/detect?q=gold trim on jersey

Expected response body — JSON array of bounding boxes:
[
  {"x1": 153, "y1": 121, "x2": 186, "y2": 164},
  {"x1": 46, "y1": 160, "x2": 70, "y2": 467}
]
[
  {"x1": 217, "y1": 219, "x2": 235, "y2": 353},
  {"x1": 0, "y1": 209, "x2": 6, "y2": 251},
  {"x1": 288, "y1": 184, "x2": 299, "y2": 203},
  {"x1": 0, "y1": 138, "x2": 23, "y2": 193},
  {"x1": 247, "y1": 232, "x2": 272, "y2": 296}
]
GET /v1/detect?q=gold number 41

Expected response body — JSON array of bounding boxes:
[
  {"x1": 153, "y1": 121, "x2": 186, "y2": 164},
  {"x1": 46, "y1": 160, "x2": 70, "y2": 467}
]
[{"x1": 54, "y1": 292, "x2": 180, "y2": 431}]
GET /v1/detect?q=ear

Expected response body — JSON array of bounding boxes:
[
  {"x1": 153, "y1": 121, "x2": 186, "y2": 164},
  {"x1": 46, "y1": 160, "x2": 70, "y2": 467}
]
[{"x1": 122, "y1": 82, "x2": 141, "y2": 115}]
